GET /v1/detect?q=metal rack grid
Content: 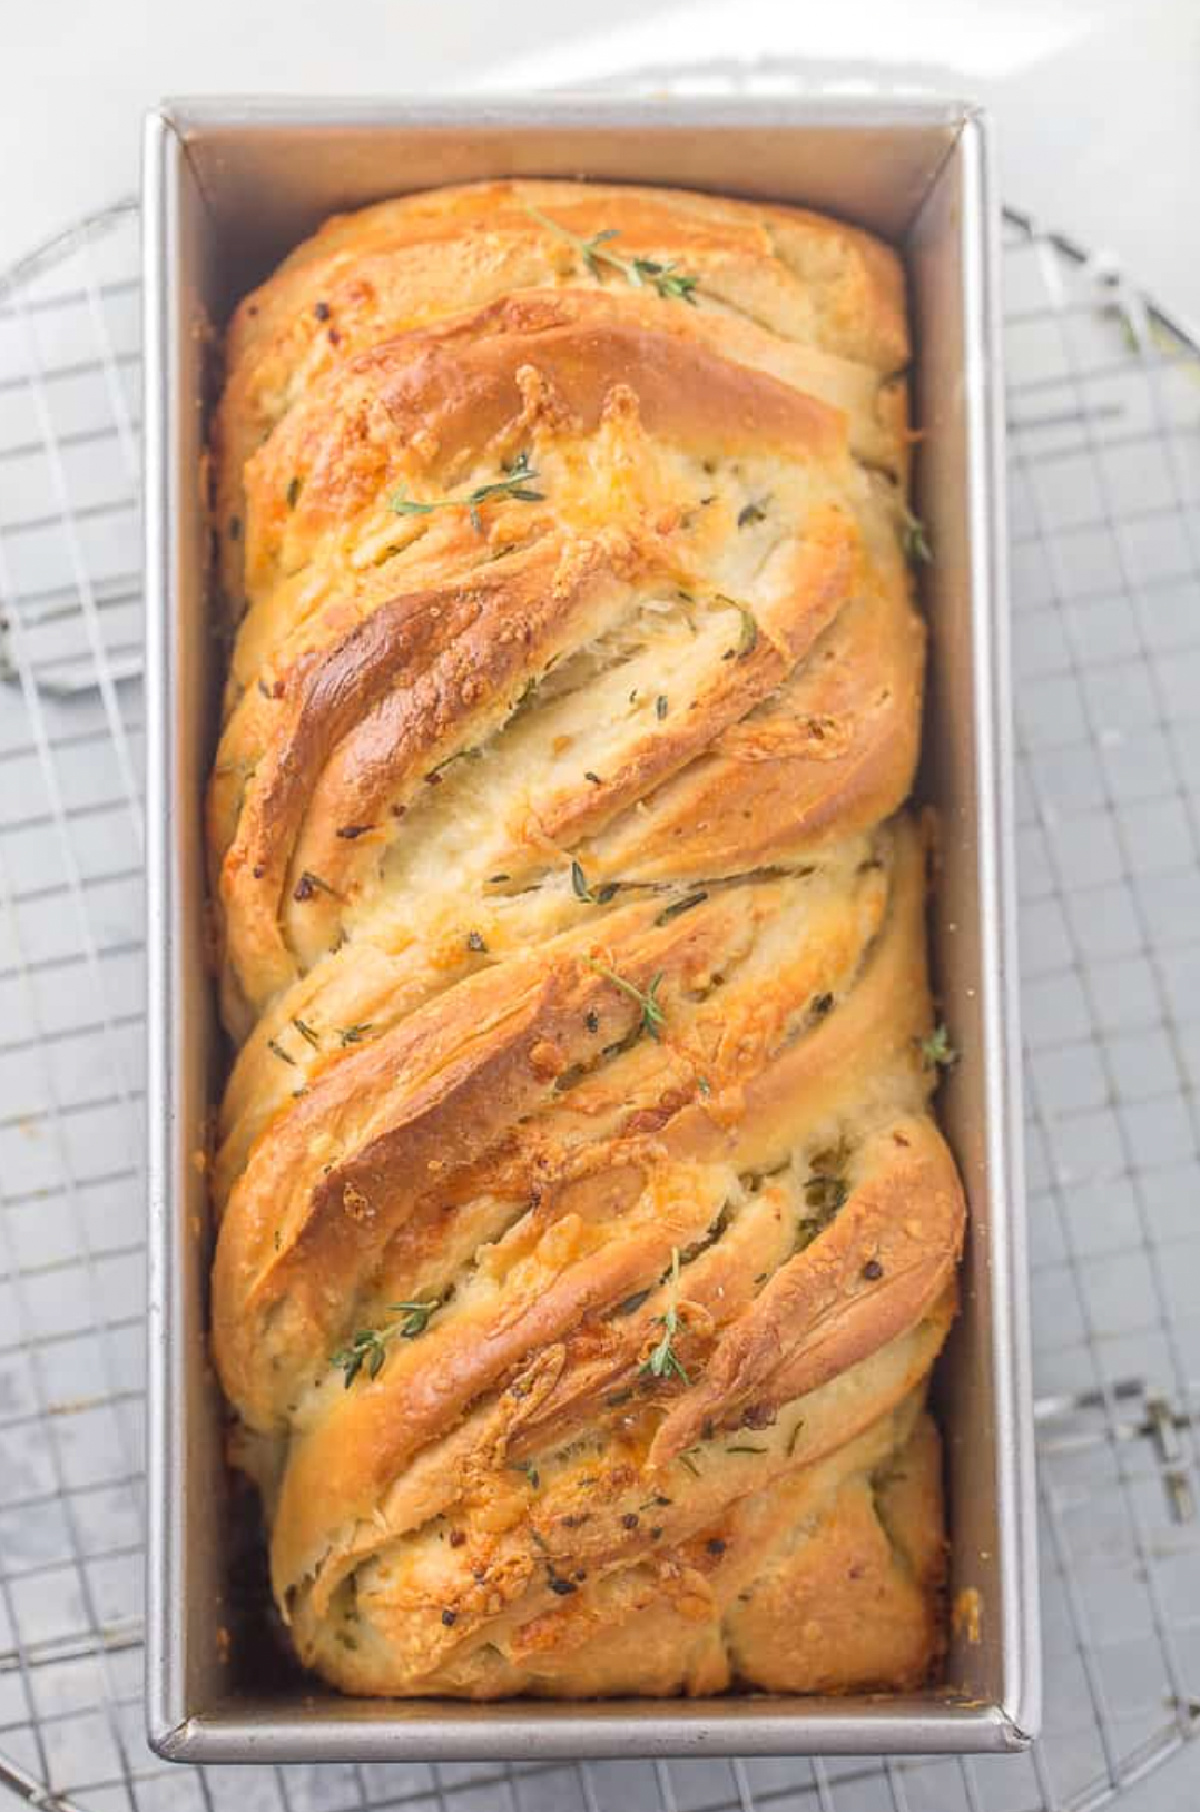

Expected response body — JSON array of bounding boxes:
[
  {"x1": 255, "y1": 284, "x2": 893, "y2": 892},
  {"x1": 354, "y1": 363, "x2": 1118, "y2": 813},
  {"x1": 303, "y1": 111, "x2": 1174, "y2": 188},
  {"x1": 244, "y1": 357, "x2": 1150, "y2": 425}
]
[{"x1": 1, "y1": 110, "x2": 1200, "y2": 1812}]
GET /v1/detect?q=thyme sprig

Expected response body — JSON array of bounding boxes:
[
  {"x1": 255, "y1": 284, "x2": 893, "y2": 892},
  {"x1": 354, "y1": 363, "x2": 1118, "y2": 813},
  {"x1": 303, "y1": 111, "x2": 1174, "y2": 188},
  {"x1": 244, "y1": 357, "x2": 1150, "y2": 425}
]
[
  {"x1": 338, "y1": 1023, "x2": 374, "y2": 1046},
  {"x1": 389, "y1": 450, "x2": 544, "y2": 533},
  {"x1": 331, "y1": 1299, "x2": 440, "y2": 1387},
  {"x1": 641, "y1": 1246, "x2": 690, "y2": 1385},
  {"x1": 521, "y1": 202, "x2": 700, "y2": 304},
  {"x1": 571, "y1": 859, "x2": 618, "y2": 906},
  {"x1": 587, "y1": 959, "x2": 666, "y2": 1041}
]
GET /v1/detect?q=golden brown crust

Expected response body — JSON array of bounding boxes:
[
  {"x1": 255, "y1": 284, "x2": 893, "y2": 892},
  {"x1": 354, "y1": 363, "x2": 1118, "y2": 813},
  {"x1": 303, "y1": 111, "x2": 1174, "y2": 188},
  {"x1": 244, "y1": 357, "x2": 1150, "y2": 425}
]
[{"x1": 207, "y1": 179, "x2": 957, "y2": 1702}]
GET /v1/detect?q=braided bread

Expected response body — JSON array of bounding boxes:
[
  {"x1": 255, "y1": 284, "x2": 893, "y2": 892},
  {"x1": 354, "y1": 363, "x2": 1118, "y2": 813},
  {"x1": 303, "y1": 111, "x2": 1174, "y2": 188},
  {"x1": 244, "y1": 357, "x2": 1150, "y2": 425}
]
[{"x1": 208, "y1": 180, "x2": 964, "y2": 1699}]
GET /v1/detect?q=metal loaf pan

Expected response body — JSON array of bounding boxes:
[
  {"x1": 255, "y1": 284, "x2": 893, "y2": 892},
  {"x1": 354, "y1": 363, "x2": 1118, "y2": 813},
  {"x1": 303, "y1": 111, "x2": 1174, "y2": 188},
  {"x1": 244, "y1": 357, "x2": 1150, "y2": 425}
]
[{"x1": 143, "y1": 94, "x2": 1037, "y2": 1763}]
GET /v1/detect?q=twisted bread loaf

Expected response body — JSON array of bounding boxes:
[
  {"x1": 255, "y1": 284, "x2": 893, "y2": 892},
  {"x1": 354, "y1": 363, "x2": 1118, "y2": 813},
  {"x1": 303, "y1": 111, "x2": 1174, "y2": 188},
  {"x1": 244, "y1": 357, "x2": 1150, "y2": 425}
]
[{"x1": 208, "y1": 180, "x2": 964, "y2": 1698}]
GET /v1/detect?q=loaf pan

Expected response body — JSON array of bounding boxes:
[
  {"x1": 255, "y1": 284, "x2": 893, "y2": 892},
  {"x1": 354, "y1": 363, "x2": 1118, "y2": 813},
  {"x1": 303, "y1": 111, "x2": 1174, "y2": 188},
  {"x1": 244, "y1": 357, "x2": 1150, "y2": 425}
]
[{"x1": 143, "y1": 94, "x2": 1037, "y2": 1761}]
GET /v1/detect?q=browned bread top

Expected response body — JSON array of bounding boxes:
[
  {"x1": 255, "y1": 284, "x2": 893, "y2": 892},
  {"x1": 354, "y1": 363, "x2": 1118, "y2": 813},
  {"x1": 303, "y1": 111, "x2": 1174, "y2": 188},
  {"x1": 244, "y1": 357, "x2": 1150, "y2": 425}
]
[{"x1": 207, "y1": 179, "x2": 958, "y2": 1701}]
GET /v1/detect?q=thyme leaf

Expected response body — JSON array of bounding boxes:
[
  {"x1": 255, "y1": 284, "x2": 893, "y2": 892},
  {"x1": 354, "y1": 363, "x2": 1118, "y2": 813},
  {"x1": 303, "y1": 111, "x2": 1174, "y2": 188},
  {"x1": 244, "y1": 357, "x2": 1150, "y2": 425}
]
[
  {"x1": 901, "y1": 506, "x2": 933, "y2": 564},
  {"x1": 571, "y1": 858, "x2": 619, "y2": 907},
  {"x1": 800, "y1": 1138, "x2": 851, "y2": 1241},
  {"x1": 716, "y1": 595, "x2": 759, "y2": 658},
  {"x1": 339, "y1": 1023, "x2": 374, "y2": 1046},
  {"x1": 655, "y1": 890, "x2": 707, "y2": 927}
]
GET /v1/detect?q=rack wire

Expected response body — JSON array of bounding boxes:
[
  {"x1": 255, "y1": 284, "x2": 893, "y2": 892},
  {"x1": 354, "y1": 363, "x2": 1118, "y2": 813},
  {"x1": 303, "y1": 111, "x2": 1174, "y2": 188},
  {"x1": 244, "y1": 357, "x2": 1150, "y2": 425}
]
[{"x1": 1, "y1": 76, "x2": 1200, "y2": 1812}]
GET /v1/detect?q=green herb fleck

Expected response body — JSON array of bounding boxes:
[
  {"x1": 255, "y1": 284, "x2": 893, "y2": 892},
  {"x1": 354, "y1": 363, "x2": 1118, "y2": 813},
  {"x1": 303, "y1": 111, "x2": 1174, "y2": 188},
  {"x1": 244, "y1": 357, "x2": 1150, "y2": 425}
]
[
  {"x1": 901, "y1": 507, "x2": 932, "y2": 564},
  {"x1": 804, "y1": 1170, "x2": 848, "y2": 1218},
  {"x1": 588, "y1": 961, "x2": 666, "y2": 1042},
  {"x1": 570, "y1": 859, "x2": 620, "y2": 906},
  {"x1": 267, "y1": 1037, "x2": 296, "y2": 1066},
  {"x1": 285, "y1": 476, "x2": 302, "y2": 510},
  {"x1": 292, "y1": 1017, "x2": 320, "y2": 1049},
  {"x1": 655, "y1": 694, "x2": 669, "y2": 720},
  {"x1": 467, "y1": 930, "x2": 488, "y2": 953},
  {"x1": 737, "y1": 497, "x2": 770, "y2": 528},
  {"x1": 726, "y1": 1442, "x2": 767, "y2": 1456},
  {"x1": 787, "y1": 1419, "x2": 806, "y2": 1457},
  {"x1": 389, "y1": 449, "x2": 544, "y2": 525},
  {"x1": 919, "y1": 1023, "x2": 958, "y2": 1069},
  {"x1": 655, "y1": 890, "x2": 707, "y2": 927}
]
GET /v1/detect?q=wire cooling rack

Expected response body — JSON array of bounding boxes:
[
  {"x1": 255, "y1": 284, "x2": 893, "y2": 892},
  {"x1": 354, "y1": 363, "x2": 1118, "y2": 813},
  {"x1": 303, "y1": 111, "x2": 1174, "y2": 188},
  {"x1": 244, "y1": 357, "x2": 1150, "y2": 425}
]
[{"x1": 2, "y1": 86, "x2": 1200, "y2": 1812}]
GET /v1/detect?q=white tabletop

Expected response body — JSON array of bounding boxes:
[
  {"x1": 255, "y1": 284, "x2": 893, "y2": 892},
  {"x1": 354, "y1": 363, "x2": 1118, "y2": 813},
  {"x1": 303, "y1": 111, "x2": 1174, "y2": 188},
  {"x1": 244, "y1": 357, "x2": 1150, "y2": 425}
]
[
  {"x1": 2, "y1": 0, "x2": 1198, "y2": 327},
  {"x1": 1, "y1": 7, "x2": 1199, "y2": 1811}
]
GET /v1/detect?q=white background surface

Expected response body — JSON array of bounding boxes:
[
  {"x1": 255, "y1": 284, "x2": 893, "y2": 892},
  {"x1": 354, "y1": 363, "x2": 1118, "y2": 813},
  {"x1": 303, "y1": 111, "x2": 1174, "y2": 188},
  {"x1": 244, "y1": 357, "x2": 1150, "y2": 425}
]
[
  {"x1": 2, "y1": 0, "x2": 1199, "y2": 324},
  {"x1": 0, "y1": 7, "x2": 1199, "y2": 1812}
]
